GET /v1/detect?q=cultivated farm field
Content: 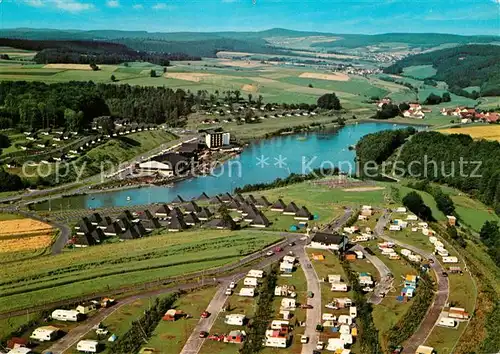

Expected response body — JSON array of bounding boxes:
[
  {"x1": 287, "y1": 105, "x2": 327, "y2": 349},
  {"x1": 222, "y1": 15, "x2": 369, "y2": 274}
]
[
  {"x1": 439, "y1": 125, "x2": 500, "y2": 142},
  {"x1": 0, "y1": 230, "x2": 282, "y2": 314},
  {"x1": 0, "y1": 216, "x2": 54, "y2": 254}
]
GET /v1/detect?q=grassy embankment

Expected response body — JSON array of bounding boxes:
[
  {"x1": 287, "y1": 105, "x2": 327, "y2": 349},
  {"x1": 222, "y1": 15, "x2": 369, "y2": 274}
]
[{"x1": 0, "y1": 230, "x2": 281, "y2": 314}]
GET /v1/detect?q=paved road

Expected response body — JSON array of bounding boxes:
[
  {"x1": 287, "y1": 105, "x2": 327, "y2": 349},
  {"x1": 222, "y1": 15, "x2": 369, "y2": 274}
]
[
  {"x1": 352, "y1": 244, "x2": 392, "y2": 305},
  {"x1": 179, "y1": 284, "x2": 229, "y2": 354},
  {"x1": 374, "y1": 211, "x2": 449, "y2": 353},
  {"x1": 43, "y1": 235, "x2": 303, "y2": 353},
  {"x1": 297, "y1": 246, "x2": 322, "y2": 354},
  {"x1": 0, "y1": 134, "x2": 198, "y2": 206},
  {"x1": 322, "y1": 208, "x2": 353, "y2": 232},
  {"x1": 179, "y1": 240, "x2": 308, "y2": 354}
]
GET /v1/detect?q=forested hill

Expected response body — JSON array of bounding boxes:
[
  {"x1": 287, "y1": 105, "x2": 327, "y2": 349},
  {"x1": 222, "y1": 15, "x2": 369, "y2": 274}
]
[
  {"x1": 116, "y1": 38, "x2": 286, "y2": 58},
  {"x1": 0, "y1": 38, "x2": 200, "y2": 65},
  {"x1": 384, "y1": 44, "x2": 500, "y2": 97},
  {"x1": 310, "y1": 33, "x2": 499, "y2": 49}
]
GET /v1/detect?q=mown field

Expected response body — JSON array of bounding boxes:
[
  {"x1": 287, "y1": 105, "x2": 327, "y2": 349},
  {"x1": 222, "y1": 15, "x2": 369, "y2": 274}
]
[{"x1": 0, "y1": 230, "x2": 282, "y2": 313}]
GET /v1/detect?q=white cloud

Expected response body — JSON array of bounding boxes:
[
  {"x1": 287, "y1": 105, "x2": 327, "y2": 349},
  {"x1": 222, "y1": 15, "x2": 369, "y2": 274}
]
[
  {"x1": 23, "y1": 0, "x2": 44, "y2": 7},
  {"x1": 53, "y1": 0, "x2": 94, "y2": 12},
  {"x1": 23, "y1": 0, "x2": 94, "y2": 12},
  {"x1": 152, "y1": 3, "x2": 167, "y2": 9},
  {"x1": 106, "y1": 0, "x2": 120, "y2": 8},
  {"x1": 132, "y1": 4, "x2": 143, "y2": 9}
]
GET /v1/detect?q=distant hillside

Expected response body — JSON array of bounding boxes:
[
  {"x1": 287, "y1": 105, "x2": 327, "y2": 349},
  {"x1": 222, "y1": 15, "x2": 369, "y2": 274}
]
[
  {"x1": 311, "y1": 33, "x2": 500, "y2": 49},
  {"x1": 384, "y1": 44, "x2": 500, "y2": 97},
  {"x1": 116, "y1": 38, "x2": 287, "y2": 58},
  {"x1": 0, "y1": 38, "x2": 200, "y2": 65},
  {"x1": 1, "y1": 28, "x2": 498, "y2": 59}
]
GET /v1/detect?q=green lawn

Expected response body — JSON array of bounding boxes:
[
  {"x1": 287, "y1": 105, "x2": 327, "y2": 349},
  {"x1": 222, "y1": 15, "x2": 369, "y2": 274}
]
[
  {"x1": 402, "y1": 65, "x2": 437, "y2": 80},
  {"x1": 245, "y1": 180, "x2": 387, "y2": 231},
  {"x1": 144, "y1": 287, "x2": 219, "y2": 353},
  {"x1": 0, "y1": 213, "x2": 24, "y2": 221},
  {"x1": 0, "y1": 230, "x2": 282, "y2": 313}
]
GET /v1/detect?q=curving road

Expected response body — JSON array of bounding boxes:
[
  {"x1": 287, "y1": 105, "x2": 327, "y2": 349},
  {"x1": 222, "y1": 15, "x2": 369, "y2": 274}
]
[
  {"x1": 43, "y1": 235, "x2": 302, "y2": 354},
  {"x1": 375, "y1": 211, "x2": 449, "y2": 354},
  {"x1": 351, "y1": 244, "x2": 392, "y2": 305}
]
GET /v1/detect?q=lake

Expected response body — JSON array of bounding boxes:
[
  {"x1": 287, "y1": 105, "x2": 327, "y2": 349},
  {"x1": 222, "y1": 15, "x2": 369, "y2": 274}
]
[{"x1": 35, "y1": 122, "x2": 420, "y2": 211}]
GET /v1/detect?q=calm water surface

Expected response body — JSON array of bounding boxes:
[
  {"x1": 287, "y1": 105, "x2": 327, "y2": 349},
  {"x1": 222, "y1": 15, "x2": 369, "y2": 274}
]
[{"x1": 37, "y1": 123, "x2": 421, "y2": 210}]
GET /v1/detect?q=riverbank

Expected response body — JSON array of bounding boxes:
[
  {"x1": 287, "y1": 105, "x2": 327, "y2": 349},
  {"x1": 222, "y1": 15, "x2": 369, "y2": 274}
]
[{"x1": 32, "y1": 122, "x2": 420, "y2": 211}]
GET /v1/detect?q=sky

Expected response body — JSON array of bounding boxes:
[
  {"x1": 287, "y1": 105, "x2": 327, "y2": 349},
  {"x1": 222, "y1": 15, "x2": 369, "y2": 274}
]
[{"x1": 0, "y1": 0, "x2": 499, "y2": 35}]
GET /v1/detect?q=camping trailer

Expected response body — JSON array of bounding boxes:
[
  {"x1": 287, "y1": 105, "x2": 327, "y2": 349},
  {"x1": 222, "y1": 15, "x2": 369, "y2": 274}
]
[
  {"x1": 442, "y1": 256, "x2": 459, "y2": 263},
  {"x1": 225, "y1": 314, "x2": 246, "y2": 326},
  {"x1": 331, "y1": 283, "x2": 348, "y2": 292},
  {"x1": 239, "y1": 287, "x2": 255, "y2": 297},
  {"x1": 30, "y1": 326, "x2": 59, "y2": 342},
  {"x1": 438, "y1": 317, "x2": 456, "y2": 327},
  {"x1": 77, "y1": 340, "x2": 99, "y2": 353},
  {"x1": 247, "y1": 269, "x2": 264, "y2": 278},
  {"x1": 51, "y1": 309, "x2": 82, "y2": 322},
  {"x1": 244, "y1": 277, "x2": 258, "y2": 287}
]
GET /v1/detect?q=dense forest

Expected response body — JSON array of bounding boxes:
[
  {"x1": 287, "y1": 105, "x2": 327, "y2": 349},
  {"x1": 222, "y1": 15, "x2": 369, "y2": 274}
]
[
  {"x1": 0, "y1": 38, "x2": 200, "y2": 65},
  {"x1": 384, "y1": 45, "x2": 500, "y2": 97},
  {"x1": 0, "y1": 81, "x2": 193, "y2": 131},
  {"x1": 117, "y1": 37, "x2": 287, "y2": 58},
  {"x1": 355, "y1": 127, "x2": 416, "y2": 176},
  {"x1": 396, "y1": 132, "x2": 500, "y2": 214}
]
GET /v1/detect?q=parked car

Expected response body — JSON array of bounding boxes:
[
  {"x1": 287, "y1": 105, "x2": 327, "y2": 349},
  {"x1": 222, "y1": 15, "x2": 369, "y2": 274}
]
[
  {"x1": 307, "y1": 291, "x2": 314, "y2": 298},
  {"x1": 288, "y1": 242, "x2": 295, "y2": 246},
  {"x1": 266, "y1": 250, "x2": 274, "y2": 257},
  {"x1": 229, "y1": 282, "x2": 236, "y2": 289},
  {"x1": 274, "y1": 246, "x2": 283, "y2": 252},
  {"x1": 325, "y1": 303, "x2": 339, "y2": 310},
  {"x1": 225, "y1": 288, "x2": 233, "y2": 295},
  {"x1": 316, "y1": 341, "x2": 325, "y2": 349},
  {"x1": 199, "y1": 331, "x2": 208, "y2": 338},
  {"x1": 442, "y1": 272, "x2": 448, "y2": 277},
  {"x1": 96, "y1": 328, "x2": 109, "y2": 336},
  {"x1": 300, "y1": 335, "x2": 308, "y2": 344},
  {"x1": 391, "y1": 346, "x2": 403, "y2": 354},
  {"x1": 300, "y1": 304, "x2": 313, "y2": 309},
  {"x1": 201, "y1": 311, "x2": 210, "y2": 318}
]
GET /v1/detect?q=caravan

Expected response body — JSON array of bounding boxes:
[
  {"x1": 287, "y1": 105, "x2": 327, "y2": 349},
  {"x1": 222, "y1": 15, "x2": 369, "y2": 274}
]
[
  {"x1": 244, "y1": 277, "x2": 258, "y2": 287},
  {"x1": 52, "y1": 309, "x2": 82, "y2": 322},
  {"x1": 239, "y1": 287, "x2": 255, "y2": 297},
  {"x1": 247, "y1": 269, "x2": 264, "y2": 278},
  {"x1": 331, "y1": 283, "x2": 348, "y2": 292}
]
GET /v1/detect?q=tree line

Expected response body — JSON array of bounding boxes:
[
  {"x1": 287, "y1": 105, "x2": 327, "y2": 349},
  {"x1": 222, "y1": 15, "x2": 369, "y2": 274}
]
[
  {"x1": 396, "y1": 132, "x2": 500, "y2": 215},
  {"x1": 384, "y1": 44, "x2": 500, "y2": 97},
  {"x1": 240, "y1": 265, "x2": 278, "y2": 354},
  {"x1": 109, "y1": 292, "x2": 179, "y2": 354},
  {"x1": 0, "y1": 81, "x2": 193, "y2": 131},
  {"x1": 355, "y1": 127, "x2": 417, "y2": 176},
  {"x1": 0, "y1": 38, "x2": 200, "y2": 65},
  {"x1": 340, "y1": 258, "x2": 382, "y2": 353}
]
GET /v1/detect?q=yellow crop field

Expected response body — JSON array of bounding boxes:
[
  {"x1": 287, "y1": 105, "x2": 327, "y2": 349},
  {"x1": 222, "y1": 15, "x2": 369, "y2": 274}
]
[
  {"x1": 439, "y1": 125, "x2": 500, "y2": 141},
  {"x1": 0, "y1": 219, "x2": 52, "y2": 236},
  {"x1": 0, "y1": 234, "x2": 53, "y2": 253}
]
